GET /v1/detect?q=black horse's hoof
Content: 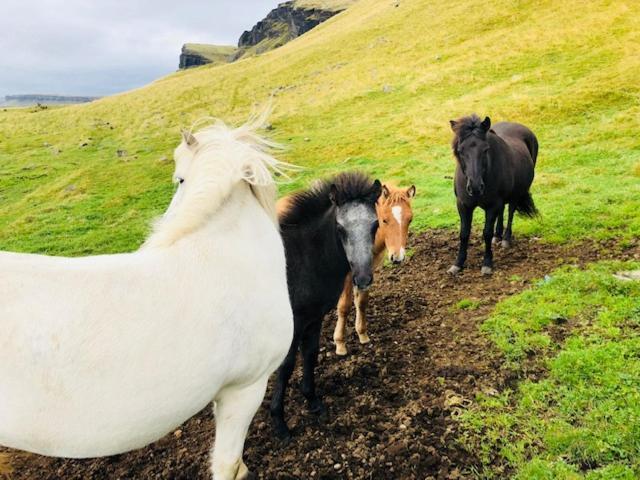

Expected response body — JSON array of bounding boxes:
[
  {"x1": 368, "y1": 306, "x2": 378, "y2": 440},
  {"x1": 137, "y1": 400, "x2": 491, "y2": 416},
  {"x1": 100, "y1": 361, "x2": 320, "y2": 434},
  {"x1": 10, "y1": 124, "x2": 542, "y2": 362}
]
[
  {"x1": 481, "y1": 266, "x2": 493, "y2": 275},
  {"x1": 447, "y1": 265, "x2": 462, "y2": 275},
  {"x1": 275, "y1": 428, "x2": 292, "y2": 445},
  {"x1": 307, "y1": 398, "x2": 327, "y2": 418},
  {"x1": 272, "y1": 420, "x2": 292, "y2": 444}
]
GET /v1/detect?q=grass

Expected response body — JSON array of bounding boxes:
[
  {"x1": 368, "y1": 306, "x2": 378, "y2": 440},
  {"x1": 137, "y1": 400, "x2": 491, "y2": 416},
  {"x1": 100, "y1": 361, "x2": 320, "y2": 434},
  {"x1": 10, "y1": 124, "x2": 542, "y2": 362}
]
[
  {"x1": 459, "y1": 262, "x2": 640, "y2": 479},
  {"x1": 454, "y1": 298, "x2": 482, "y2": 311},
  {"x1": 0, "y1": 0, "x2": 638, "y2": 257}
]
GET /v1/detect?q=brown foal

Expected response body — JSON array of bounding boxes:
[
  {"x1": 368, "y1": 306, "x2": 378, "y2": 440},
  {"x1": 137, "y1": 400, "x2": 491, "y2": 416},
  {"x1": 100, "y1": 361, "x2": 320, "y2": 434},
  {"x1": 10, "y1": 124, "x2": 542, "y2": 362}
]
[{"x1": 333, "y1": 183, "x2": 416, "y2": 355}]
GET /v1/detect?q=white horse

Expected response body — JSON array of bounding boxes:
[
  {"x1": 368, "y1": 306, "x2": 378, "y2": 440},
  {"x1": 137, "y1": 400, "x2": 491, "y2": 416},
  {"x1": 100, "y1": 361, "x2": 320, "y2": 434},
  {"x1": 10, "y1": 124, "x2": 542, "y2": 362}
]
[{"x1": 0, "y1": 117, "x2": 294, "y2": 480}]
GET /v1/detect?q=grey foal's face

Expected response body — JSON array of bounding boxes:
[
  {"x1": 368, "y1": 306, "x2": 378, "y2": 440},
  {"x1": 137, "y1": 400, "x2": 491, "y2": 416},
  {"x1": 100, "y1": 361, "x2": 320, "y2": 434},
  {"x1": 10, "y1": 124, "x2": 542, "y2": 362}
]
[{"x1": 336, "y1": 202, "x2": 379, "y2": 290}]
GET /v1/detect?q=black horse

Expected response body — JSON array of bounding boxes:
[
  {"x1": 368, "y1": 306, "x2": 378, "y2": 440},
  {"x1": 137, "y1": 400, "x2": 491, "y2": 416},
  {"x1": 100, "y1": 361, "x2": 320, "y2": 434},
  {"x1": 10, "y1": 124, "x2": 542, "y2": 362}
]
[
  {"x1": 270, "y1": 172, "x2": 382, "y2": 440},
  {"x1": 448, "y1": 114, "x2": 538, "y2": 275}
]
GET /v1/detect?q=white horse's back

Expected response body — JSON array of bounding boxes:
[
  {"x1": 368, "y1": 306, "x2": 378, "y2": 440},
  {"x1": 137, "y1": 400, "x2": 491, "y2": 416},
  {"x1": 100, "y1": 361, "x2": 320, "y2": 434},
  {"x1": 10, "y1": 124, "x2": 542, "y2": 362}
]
[{"x1": 0, "y1": 118, "x2": 293, "y2": 479}]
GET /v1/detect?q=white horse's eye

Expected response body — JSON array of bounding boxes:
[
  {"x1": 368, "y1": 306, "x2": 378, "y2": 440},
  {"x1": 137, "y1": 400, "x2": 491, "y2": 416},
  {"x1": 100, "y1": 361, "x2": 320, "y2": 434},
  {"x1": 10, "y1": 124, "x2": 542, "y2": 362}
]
[{"x1": 176, "y1": 177, "x2": 185, "y2": 185}]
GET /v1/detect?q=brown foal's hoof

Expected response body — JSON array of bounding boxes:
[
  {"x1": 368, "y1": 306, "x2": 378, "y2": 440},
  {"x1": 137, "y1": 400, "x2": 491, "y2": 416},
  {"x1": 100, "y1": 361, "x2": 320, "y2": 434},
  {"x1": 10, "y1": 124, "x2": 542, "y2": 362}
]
[
  {"x1": 358, "y1": 333, "x2": 371, "y2": 344},
  {"x1": 447, "y1": 265, "x2": 462, "y2": 275},
  {"x1": 481, "y1": 266, "x2": 493, "y2": 275},
  {"x1": 335, "y1": 342, "x2": 348, "y2": 356}
]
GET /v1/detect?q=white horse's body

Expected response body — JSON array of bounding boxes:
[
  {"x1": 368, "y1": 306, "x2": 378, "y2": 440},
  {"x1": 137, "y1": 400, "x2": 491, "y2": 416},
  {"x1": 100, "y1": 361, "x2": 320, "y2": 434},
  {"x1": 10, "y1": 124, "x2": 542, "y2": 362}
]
[{"x1": 0, "y1": 119, "x2": 293, "y2": 479}]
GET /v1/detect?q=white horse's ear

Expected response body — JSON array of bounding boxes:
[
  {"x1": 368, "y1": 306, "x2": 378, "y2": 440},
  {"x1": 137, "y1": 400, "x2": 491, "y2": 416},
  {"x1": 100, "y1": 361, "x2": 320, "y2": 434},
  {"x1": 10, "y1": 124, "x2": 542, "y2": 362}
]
[
  {"x1": 181, "y1": 129, "x2": 198, "y2": 148},
  {"x1": 407, "y1": 185, "x2": 416, "y2": 198}
]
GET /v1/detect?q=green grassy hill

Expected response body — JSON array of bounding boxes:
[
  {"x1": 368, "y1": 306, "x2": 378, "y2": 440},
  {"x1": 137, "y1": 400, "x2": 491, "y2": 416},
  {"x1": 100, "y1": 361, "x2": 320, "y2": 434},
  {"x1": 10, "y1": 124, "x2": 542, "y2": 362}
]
[{"x1": 0, "y1": 0, "x2": 638, "y2": 255}]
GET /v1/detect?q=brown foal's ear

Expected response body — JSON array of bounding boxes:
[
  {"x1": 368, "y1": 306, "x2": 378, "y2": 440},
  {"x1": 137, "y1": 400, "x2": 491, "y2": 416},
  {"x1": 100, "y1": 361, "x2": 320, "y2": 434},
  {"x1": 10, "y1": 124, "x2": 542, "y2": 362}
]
[
  {"x1": 406, "y1": 185, "x2": 416, "y2": 198},
  {"x1": 449, "y1": 120, "x2": 458, "y2": 131},
  {"x1": 381, "y1": 184, "x2": 391, "y2": 199},
  {"x1": 181, "y1": 128, "x2": 198, "y2": 148},
  {"x1": 329, "y1": 184, "x2": 339, "y2": 205},
  {"x1": 481, "y1": 116, "x2": 491, "y2": 131}
]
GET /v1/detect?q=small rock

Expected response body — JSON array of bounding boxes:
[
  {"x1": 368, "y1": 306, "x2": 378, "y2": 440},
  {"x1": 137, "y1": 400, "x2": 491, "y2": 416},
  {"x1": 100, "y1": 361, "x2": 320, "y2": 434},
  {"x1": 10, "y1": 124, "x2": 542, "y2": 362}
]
[
  {"x1": 173, "y1": 429, "x2": 182, "y2": 439},
  {"x1": 117, "y1": 149, "x2": 128, "y2": 158},
  {"x1": 333, "y1": 463, "x2": 342, "y2": 470}
]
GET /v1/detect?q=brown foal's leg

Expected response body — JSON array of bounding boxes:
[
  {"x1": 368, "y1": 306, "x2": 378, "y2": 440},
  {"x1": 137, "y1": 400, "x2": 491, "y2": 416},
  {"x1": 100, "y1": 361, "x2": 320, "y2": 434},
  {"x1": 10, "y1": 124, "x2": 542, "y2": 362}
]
[
  {"x1": 334, "y1": 274, "x2": 353, "y2": 355},
  {"x1": 355, "y1": 288, "x2": 371, "y2": 344}
]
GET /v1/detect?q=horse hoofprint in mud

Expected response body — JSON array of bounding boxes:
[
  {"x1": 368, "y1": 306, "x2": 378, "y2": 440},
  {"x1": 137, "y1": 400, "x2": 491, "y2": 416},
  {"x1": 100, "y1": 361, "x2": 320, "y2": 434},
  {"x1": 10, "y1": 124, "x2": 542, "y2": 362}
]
[{"x1": 0, "y1": 116, "x2": 293, "y2": 480}]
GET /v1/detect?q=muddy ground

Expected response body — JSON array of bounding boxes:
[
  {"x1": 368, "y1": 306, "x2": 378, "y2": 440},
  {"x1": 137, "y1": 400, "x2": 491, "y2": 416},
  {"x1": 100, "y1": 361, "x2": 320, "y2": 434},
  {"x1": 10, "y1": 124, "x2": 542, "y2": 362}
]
[{"x1": 4, "y1": 230, "x2": 639, "y2": 480}]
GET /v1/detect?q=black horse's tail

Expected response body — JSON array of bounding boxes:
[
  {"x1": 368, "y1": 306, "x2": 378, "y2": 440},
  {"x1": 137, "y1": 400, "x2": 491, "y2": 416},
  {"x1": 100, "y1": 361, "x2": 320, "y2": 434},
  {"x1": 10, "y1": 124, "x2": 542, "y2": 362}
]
[{"x1": 515, "y1": 191, "x2": 539, "y2": 218}]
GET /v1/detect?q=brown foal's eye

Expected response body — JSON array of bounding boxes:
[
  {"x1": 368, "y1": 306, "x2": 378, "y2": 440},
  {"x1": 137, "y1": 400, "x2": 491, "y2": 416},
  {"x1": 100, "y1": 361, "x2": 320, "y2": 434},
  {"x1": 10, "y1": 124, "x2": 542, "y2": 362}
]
[{"x1": 382, "y1": 219, "x2": 388, "y2": 224}]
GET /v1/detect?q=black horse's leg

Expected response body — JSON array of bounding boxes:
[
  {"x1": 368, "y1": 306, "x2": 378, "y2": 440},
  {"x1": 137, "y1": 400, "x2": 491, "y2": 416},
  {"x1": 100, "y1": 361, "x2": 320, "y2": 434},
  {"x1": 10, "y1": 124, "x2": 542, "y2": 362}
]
[
  {"x1": 502, "y1": 203, "x2": 517, "y2": 248},
  {"x1": 300, "y1": 318, "x2": 326, "y2": 417},
  {"x1": 493, "y1": 205, "x2": 505, "y2": 244},
  {"x1": 481, "y1": 205, "x2": 501, "y2": 275},
  {"x1": 448, "y1": 202, "x2": 474, "y2": 275},
  {"x1": 270, "y1": 329, "x2": 301, "y2": 441}
]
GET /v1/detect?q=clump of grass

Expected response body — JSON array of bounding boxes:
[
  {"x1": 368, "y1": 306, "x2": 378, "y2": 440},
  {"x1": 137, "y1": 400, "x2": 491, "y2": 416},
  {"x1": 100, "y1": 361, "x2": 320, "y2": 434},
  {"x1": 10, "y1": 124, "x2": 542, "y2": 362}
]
[
  {"x1": 459, "y1": 262, "x2": 640, "y2": 479},
  {"x1": 454, "y1": 298, "x2": 482, "y2": 311}
]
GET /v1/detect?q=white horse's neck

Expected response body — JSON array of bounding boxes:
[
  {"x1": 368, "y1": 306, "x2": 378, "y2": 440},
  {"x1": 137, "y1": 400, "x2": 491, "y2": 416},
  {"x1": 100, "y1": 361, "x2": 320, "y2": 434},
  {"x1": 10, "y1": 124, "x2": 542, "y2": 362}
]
[{"x1": 145, "y1": 183, "x2": 256, "y2": 253}]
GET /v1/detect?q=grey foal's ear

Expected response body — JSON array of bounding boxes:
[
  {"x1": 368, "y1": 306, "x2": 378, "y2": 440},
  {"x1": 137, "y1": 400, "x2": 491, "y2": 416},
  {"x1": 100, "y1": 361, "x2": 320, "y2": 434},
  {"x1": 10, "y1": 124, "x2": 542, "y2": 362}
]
[
  {"x1": 329, "y1": 184, "x2": 340, "y2": 205},
  {"x1": 181, "y1": 128, "x2": 198, "y2": 148}
]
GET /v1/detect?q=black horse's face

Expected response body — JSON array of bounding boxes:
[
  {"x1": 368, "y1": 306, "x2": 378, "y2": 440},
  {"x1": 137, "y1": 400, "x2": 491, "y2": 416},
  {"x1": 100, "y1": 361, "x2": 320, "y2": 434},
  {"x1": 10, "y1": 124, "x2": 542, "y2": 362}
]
[
  {"x1": 451, "y1": 115, "x2": 491, "y2": 197},
  {"x1": 332, "y1": 181, "x2": 382, "y2": 290},
  {"x1": 457, "y1": 136, "x2": 489, "y2": 196}
]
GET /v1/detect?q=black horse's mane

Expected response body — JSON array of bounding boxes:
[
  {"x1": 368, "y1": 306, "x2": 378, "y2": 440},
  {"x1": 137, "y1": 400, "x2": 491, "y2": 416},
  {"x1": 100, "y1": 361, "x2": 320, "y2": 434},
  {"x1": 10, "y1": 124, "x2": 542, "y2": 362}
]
[
  {"x1": 280, "y1": 171, "x2": 375, "y2": 226},
  {"x1": 452, "y1": 114, "x2": 489, "y2": 143}
]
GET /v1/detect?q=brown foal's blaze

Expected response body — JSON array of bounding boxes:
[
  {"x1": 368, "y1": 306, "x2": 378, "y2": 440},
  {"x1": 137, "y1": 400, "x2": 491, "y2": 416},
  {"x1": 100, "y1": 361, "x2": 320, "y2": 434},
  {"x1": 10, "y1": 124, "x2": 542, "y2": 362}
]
[{"x1": 376, "y1": 184, "x2": 416, "y2": 264}]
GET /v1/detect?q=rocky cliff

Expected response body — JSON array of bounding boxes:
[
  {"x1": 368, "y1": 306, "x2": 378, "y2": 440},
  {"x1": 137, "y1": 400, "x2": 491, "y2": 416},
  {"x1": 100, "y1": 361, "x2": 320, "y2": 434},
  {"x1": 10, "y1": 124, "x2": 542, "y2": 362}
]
[
  {"x1": 179, "y1": 0, "x2": 354, "y2": 69},
  {"x1": 236, "y1": 2, "x2": 340, "y2": 55},
  {"x1": 179, "y1": 44, "x2": 237, "y2": 69}
]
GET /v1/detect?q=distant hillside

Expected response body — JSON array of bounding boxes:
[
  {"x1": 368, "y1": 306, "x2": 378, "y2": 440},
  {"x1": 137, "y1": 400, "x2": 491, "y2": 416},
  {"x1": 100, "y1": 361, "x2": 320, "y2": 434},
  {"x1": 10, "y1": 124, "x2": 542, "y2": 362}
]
[
  {"x1": 178, "y1": 0, "x2": 355, "y2": 69},
  {"x1": 2, "y1": 94, "x2": 99, "y2": 107},
  {"x1": 179, "y1": 44, "x2": 237, "y2": 69}
]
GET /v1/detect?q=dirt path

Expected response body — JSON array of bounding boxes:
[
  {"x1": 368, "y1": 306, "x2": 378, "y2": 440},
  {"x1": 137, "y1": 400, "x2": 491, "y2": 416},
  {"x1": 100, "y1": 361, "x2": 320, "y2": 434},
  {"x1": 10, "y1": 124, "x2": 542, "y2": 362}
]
[{"x1": 4, "y1": 230, "x2": 639, "y2": 479}]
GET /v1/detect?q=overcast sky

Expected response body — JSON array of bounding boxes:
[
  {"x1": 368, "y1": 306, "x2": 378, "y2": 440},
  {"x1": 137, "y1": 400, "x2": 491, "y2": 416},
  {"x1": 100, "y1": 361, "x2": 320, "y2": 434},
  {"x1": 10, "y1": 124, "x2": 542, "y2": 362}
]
[{"x1": 0, "y1": 0, "x2": 281, "y2": 98}]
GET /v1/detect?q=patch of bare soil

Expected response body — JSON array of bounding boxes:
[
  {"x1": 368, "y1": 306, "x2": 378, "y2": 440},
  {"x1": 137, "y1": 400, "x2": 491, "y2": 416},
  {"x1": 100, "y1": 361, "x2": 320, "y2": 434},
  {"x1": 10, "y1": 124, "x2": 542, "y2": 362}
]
[{"x1": 4, "y1": 230, "x2": 639, "y2": 479}]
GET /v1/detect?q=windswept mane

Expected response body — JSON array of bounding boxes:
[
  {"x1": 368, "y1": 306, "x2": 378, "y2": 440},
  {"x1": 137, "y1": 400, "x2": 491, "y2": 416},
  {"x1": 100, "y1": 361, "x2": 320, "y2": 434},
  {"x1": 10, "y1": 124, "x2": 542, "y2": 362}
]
[
  {"x1": 451, "y1": 113, "x2": 489, "y2": 147},
  {"x1": 144, "y1": 114, "x2": 293, "y2": 248},
  {"x1": 280, "y1": 172, "x2": 376, "y2": 226}
]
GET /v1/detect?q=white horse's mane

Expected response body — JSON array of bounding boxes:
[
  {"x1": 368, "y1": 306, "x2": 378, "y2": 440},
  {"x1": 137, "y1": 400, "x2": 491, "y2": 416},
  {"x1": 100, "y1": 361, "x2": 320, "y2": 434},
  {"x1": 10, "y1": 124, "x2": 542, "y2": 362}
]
[{"x1": 144, "y1": 113, "x2": 293, "y2": 249}]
